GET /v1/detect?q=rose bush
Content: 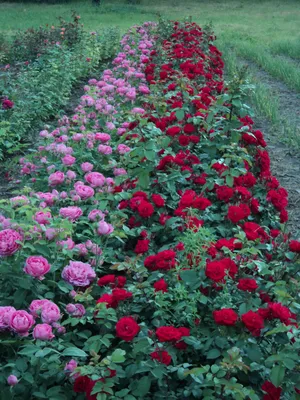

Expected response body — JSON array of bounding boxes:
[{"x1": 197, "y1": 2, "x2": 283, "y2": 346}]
[{"x1": 0, "y1": 19, "x2": 299, "y2": 400}]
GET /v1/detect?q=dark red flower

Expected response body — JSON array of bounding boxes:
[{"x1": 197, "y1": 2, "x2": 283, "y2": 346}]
[
  {"x1": 156, "y1": 326, "x2": 182, "y2": 342},
  {"x1": 213, "y1": 308, "x2": 238, "y2": 326},
  {"x1": 151, "y1": 350, "x2": 172, "y2": 365},
  {"x1": 154, "y1": 278, "x2": 168, "y2": 292},
  {"x1": 73, "y1": 376, "x2": 90, "y2": 393},
  {"x1": 205, "y1": 260, "x2": 226, "y2": 282},
  {"x1": 151, "y1": 194, "x2": 165, "y2": 207},
  {"x1": 241, "y1": 310, "x2": 264, "y2": 336},
  {"x1": 237, "y1": 278, "x2": 258, "y2": 292},
  {"x1": 262, "y1": 381, "x2": 282, "y2": 400},
  {"x1": 2, "y1": 99, "x2": 14, "y2": 109},
  {"x1": 137, "y1": 201, "x2": 154, "y2": 218},
  {"x1": 227, "y1": 204, "x2": 251, "y2": 223},
  {"x1": 116, "y1": 316, "x2": 140, "y2": 342},
  {"x1": 134, "y1": 239, "x2": 150, "y2": 254}
]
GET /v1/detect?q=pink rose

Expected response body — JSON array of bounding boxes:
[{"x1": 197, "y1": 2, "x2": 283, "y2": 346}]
[
  {"x1": 98, "y1": 145, "x2": 112, "y2": 155},
  {"x1": 97, "y1": 220, "x2": 114, "y2": 235},
  {"x1": 36, "y1": 192, "x2": 56, "y2": 206},
  {"x1": 10, "y1": 195, "x2": 29, "y2": 207},
  {"x1": 34, "y1": 211, "x2": 52, "y2": 225},
  {"x1": 81, "y1": 162, "x2": 93, "y2": 172},
  {"x1": 95, "y1": 133, "x2": 111, "y2": 142},
  {"x1": 62, "y1": 261, "x2": 96, "y2": 287},
  {"x1": 33, "y1": 323, "x2": 55, "y2": 340},
  {"x1": 85, "y1": 172, "x2": 106, "y2": 187},
  {"x1": 24, "y1": 256, "x2": 51, "y2": 280},
  {"x1": 62, "y1": 155, "x2": 76, "y2": 166},
  {"x1": 0, "y1": 306, "x2": 16, "y2": 330},
  {"x1": 57, "y1": 237, "x2": 75, "y2": 250},
  {"x1": 45, "y1": 228, "x2": 57, "y2": 240},
  {"x1": 75, "y1": 184, "x2": 95, "y2": 200},
  {"x1": 66, "y1": 170, "x2": 76, "y2": 180},
  {"x1": 66, "y1": 303, "x2": 86, "y2": 317},
  {"x1": 59, "y1": 206, "x2": 83, "y2": 221},
  {"x1": 88, "y1": 209, "x2": 105, "y2": 221},
  {"x1": 64, "y1": 359, "x2": 77, "y2": 373},
  {"x1": 9, "y1": 310, "x2": 35, "y2": 336},
  {"x1": 41, "y1": 302, "x2": 61, "y2": 324},
  {"x1": 29, "y1": 299, "x2": 52, "y2": 317},
  {"x1": 7, "y1": 375, "x2": 18, "y2": 386},
  {"x1": 0, "y1": 229, "x2": 22, "y2": 256},
  {"x1": 117, "y1": 144, "x2": 131, "y2": 154},
  {"x1": 113, "y1": 168, "x2": 127, "y2": 176},
  {"x1": 48, "y1": 171, "x2": 65, "y2": 186}
]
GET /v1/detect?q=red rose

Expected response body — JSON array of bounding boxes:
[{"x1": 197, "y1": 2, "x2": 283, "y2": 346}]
[
  {"x1": 151, "y1": 194, "x2": 165, "y2": 207},
  {"x1": 183, "y1": 123, "x2": 195, "y2": 134},
  {"x1": 178, "y1": 135, "x2": 190, "y2": 146},
  {"x1": 166, "y1": 126, "x2": 181, "y2": 137},
  {"x1": 151, "y1": 350, "x2": 172, "y2": 365},
  {"x1": 268, "y1": 302, "x2": 292, "y2": 323},
  {"x1": 73, "y1": 376, "x2": 90, "y2": 393},
  {"x1": 2, "y1": 99, "x2": 14, "y2": 109},
  {"x1": 237, "y1": 278, "x2": 258, "y2": 292},
  {"x1": 116, "y1": 316, "x2": 140, "y2": 342},
  {"x1": 137, "y1": 201, "x2": 154, "y2": 218},
  {"x1": 175, "y1": 327, "x2": 190, "y2": 349},
  {"x1": 213, "y1": 309, "x2": 238, "y2": 326},
  {"x1": 216, "y1": 186, "x2": 234, "y2": 203},
  {"x1": 241, "y1": 310, "x2": 264, "y2": 336},
  {"x1": 227, "y1": 204, "x2": 251, "y2": 223},
  {"x1": 205, "y1": 260, "x2": 226, "y2": 282},
  {"x1": 96, "y1": 293, "x2": 116, "y2": 308},
  {"x1": 289, "y1": 240, "x2": 300, "y2": 253},
  {"x1": 262, "y1": 381, "x2": 282, "y2": 400},
  {"x1": 192, "y1": 196, "x2": 211, "y2": 210},
  {"x1": 156, "y1": 326, "x2": 182, "y2": 342},
  {"x1": 97, "y1": 274, "x2": 116, "y2": 287},
  {"x1": 134, "y1": 239, "x2": 150, "y2": 254},
  {"x1": 112, "y1": 288, "x2": 132, "y2": 302},
  {"x1": 153, "y1": 278, "x2": 168, "y2": 292}
]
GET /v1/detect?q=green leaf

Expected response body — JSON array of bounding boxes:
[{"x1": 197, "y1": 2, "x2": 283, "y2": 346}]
[
  {"x1": 111, "y1": 348, "x2": 126, "y2": 363},
  {"x1": 175, "y1": 109, "x2": 185, "y2": 120},
  {"x1": 206, "y1": 349, "x2": 221, "y2": 359},
  {"x1": 132, "y1": 376, "x2": 151, "y2": 397},
  {"x1": 138, "y1": 170, "x2": 150, "y2": 189},
  {"x1": 180, "y1": 270, "x2": 200, "y2": 290},
  {"x1": 62, "y1": 347, "x2": 88, "y2": 358},
  {"x1": 270, "y1": 365, "x2": 285, "y2": 387}
]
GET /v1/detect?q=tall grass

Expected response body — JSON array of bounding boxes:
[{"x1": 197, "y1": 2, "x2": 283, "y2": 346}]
[
  {"x1": 230, "y1": 41, "x2": 300, "y2": 92},
  {"x1": 270, "y1": 40, "x2": 300, "y2": 60}
]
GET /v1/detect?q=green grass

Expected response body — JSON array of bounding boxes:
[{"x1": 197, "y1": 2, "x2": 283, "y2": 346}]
[{"x1": 270, "y1": 40, "x2": 300, "y2": 60}]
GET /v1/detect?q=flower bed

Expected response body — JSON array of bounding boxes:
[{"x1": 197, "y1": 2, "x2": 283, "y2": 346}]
[{"x1": 0, "y1": 20, "x2": 299, "y2": 400}]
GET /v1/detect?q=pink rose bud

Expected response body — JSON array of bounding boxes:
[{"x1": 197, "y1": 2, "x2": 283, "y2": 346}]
[
  {"x1": 7, "y1": 375, "x2": 18, "y2": 386},
  {"x1": 64, "y1": 359, "x2": 77, "y2": 373},
  {"x1": 48, "y1": 171, "x2": 65, "y2": 186},
  {"x1": 33, "y1": 323, "x2": 55, "y2": 340},
  {"x1": 24, "y1": 256, "x2": 51, "y2": 280},
  {"x1": 69, "y1": 290, "x2": 77, "y2": 298}
]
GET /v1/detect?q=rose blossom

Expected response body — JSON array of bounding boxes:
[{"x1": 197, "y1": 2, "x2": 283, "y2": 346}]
[
  {"x1": 98, "y1": 145, "x2": 112, "y2": 155},
  {"x1": 64, "y1": 359, "x2": 78, "y2": 373},
  {"x1": 0, "y1": 229, "x2": 22, "y2": 256},
  {"x1": 81, "y1": 162, "x2": 93, "y2": 172},
  {"x1": 117, "y1": 144, "x2": 131, "y2": 154},
  {"x1": 34, "y1": 210, "x2": 52, "y2": 225},
  {"x1": 24, "y1": 256, "x2": 51, "y2": 280},
  {"x1": 0, "y1": 306, "x2": 16, "y2": 330},
  {"x1": 85, "y1": 172, "x2": 106, "y2": 187},
  {"x1": 33, "y1": 323, "x2": 55, "y2": 340},
  {"x1": 59, "y1": 206, "x2": 83, "y2": 221},
  {"x1": 9, "y1": 310, "x2": 35, "y2": 336},
  {"x1": 48, "y1": 171, "x2": 65, "y2": 186},
  {"x1": 97, "y1": 220, "x2": 114, "y2": 235},
  {"x1": 62, "y1": 261, "x2": 96, "y2": 286},
  {"x1": 10, "y1": 195, "x2": 29, "y2": 207},
  {"x1": 66, "y1": 303, "x2": 86, "y2": 317},
  {"x1": 62, "y1": 155, "x2": 76, "y2": 166},
  {"x1": 88, "y1": 209, "x2": 105, "y2": 221},
  {"x1": 116, "y1": 316, "x2": 140, "y2": 341},
  {"x1": 7, "y1": 375, "x2": 18, "y2": 386},
  {"x1": 95, "y1": 133, "x2": 111, "y2": 142},
  {"x1": 75, "y1": 184, "x2": 95, "y2": 200},
  {"x1": 29, "y1": 299, "x2": 52, "y2": 317},
  {"x1": 41, "y1": 302, "x2": 61, "y2": 324}
]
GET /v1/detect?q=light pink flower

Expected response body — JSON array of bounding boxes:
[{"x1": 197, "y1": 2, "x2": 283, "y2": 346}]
[
  {"x1": 85, "y1": 172, "x2": 106, "y2": 187},
  {"x1": 81, "y1": 162, "x2": 93, "y2": 172},
  {"x1": 10, "y1": 195, "x2": 29, "y2": 207},
  {"x1": 0, "y1": 306, "x2": 16, "y2": 330},
  {"x1": 0, "y1": 229, "x2": 22, "y2": 256},
  {"x1": 41, "y1": 302, "x2": 61, "y2": 324},
  {"x1": 95, "y1": 133, "x2": 111, "y2": 142},
  {"x1": 75, "y1": 184, "x2": 95, "y2": 199},
  {"x1": 33, "y1": 323, "x2": 55, "y2": 340},
  {"x1": 59, "y1": 206, "x2": 83, "y2": 221},
  {"x1": 97, "y1": 220, "x2": 114, "y2": 235},
  {"x1": 9, "y1": 310, "x2": 35, "y2": 336},
  {"x1": 34, "y1": 211, "x2": 51, "y2": 225},
  {"x1": 57, "y1": 237, "x2": 75, "y2": 250},
  {"x1": 62, "y1": 155, "x2": 76, "y2": 166},
  {"x1": 24, "y1": 256, "x2": 51, "y2": 280},
  {"x1": 98, "y1": 145, "x2": 112, "y2": 155},
  {"x1": 117, "y1": 144, "x2": 131, "y2": 154},
  {"x1": 62, "y1": 261, "x2": 96, "y2": 287},
  {"x1": 7, "y1": 375, "x2": 18, "y2": 386},
  {"x1": 29, "y1": 299, "x2": 52, "y2": 317},
  {"x1": 88, "y1": 209, "x2": 105, "y2": 221},
  {"x1": 48, "y1": 171, "x2": 65, "y2": 186},
  {"x1": 64, "y1": 359, "x2": 78, "y2": 373},
  {"x1": 113, "y1": 168, "x2": 127, "y2": 176},
  {"x1": 66, "y1": 170, "x2": 76, "y2": 180},
  {"x1": 66, "y1": 303, "x2": 86, "y2": 317}
]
